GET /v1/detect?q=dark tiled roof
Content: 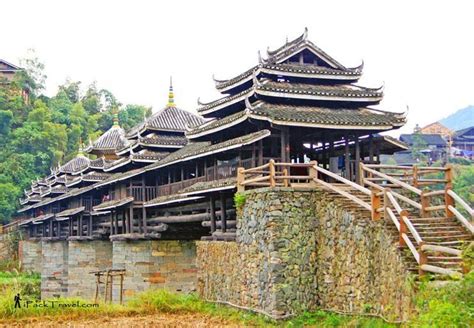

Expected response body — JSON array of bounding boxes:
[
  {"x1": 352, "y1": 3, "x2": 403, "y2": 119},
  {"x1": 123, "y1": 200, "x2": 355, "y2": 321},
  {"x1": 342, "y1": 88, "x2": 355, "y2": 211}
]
[
  {"x1": 59, "y1": 155, "x2": 90, "y2": 174},
  {"x1": 56, "y1": 206, "x2": 85, "y2": 217},
  {"x1": 187, "y1": 110, "x2": 247, "y2": 138},
  {"x1": 18, "y1": 131, "x2": 270, "y2": 213},
  {"x1": 50, "y1": 185, "x2": 67, "y2": 194},
  {"x1": 256, "y1": 81, "x2": 382, "y2": 100},
  {"x1": 140, "y1": 134, "x2": 187, "y2": 147},
  {"x1": 86, "y1": 126, "x2": 127, "y2": 154},
  {"x1": 144, "y1": 194, "x2": 204, "y2": 207},
  {"x1": 82, "y1": 171, "x2": 112, "y2": 181},
  {"x1": 147, "y1": 130, "x2": 271, "y2": 171},
  {"x1": 197, "y1": 89, "x2": 252, "y2": 114},
  {"x1": 453, "y1": 126, "x2": 474, "y2": 140},
  {"x1": 180, "y1": 177, "x2": 236, "y2": 195},
  {"x1": 32, "y1": 213, "x2": 55, "y2": 223},
  {"x1": 90, "y1": 157, "x2": 114, "y2": 169},
  {"x1": 399, "y1": 134, "x2": 447, "y2": 147},
  {"x1": 214, "y1": 63, "x2": 362, "y2": 91},
  {"x1": 103, "y1": 157, "x2": 131, "y2": 172},
  {"x1": 249, "y1": 102, "x2": 405, "y2": 129},
  {"x1": 127, "y1": 107, "x2": 205, "y2": 137},
  {"x1": 131, "y1": 150, "x2": 170, "y2": 162},
  {"x1": 93, "y1": 197, "x2": 133, "y2": 211}
]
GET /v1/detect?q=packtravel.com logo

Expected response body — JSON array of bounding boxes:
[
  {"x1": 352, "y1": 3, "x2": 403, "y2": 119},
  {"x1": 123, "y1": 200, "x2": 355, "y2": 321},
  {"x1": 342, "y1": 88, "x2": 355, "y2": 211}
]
[{"x1": 14, "y1": 293, "x2": 99, "y2": 309}]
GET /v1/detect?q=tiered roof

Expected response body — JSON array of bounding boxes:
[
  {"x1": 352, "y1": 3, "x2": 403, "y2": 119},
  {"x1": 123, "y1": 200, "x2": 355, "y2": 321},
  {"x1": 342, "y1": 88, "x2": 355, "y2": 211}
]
[{"x1": 191, "y1": 28, "x2": 405, "y2": 141}]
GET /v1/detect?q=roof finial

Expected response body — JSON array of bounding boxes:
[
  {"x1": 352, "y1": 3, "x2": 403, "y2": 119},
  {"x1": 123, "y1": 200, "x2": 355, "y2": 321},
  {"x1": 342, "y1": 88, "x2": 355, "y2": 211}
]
[
  {"x1": 167, "y1": 76, "x2": 175, "y2": 107},
  {"x1": 78, "y1": 137, "x2": 84, "y2": 156},
  {"x1": 112, "y1": 107, "x2": 119, "y2": 127}
]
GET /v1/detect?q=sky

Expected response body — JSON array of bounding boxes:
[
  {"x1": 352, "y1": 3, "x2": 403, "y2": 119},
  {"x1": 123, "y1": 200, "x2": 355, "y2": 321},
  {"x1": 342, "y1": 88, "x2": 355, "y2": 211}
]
[{"x1": 2, "y1": 0, "x2": 473, "y2": 135}]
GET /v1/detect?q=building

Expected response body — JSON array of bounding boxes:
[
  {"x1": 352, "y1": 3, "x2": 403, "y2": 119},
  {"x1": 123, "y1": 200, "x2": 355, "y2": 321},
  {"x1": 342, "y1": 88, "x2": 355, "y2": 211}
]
[
  {"x1": 452, "y1": 126, "x2": 474, "y2": 154},
  {"x1": 416, "y1": 122, "x2": 452, "y2": 139},
  {"x1": 18, "y1": 29, "x2": 406, "y2": 246},
  {"x1": 0, "y1": 59, "x2": 29, "y2": 103},
  {"x1": 398, "y1": 133, "x2": 448, "y2": 164}
]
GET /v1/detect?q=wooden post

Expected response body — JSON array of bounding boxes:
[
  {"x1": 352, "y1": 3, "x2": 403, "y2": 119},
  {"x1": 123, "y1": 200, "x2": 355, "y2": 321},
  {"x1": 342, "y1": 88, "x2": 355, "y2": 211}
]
[
  {"x1": 49, "y1": 219, "x2": 53, "y2": 237},
  {"x1": 418, "y1": 243, "x2": 427, "y2": 276},
  {"x1": 119, "y1": 273, "x2": 124, "y2": 305},
  {"x1": 129, "y1": 206, "x2": 133, "y2": 233},
  {"x1": 344, "y1": 134, "x2": 350, "y2": 179},
  {"x1": 237, "y1": 167, "x2": 245, "y2": 192},
  {"x1": 220, "y1": 194, "x2": 227, "y2": 233},
  {"x1": 258, "y1": 140, "x2": 263, "y2": 166},
  {"x1": 399, "y1": 209, "x2": 408, "y2": 247},
  {"x1": 269, "y1": 159, "x2": 276, "y2": 187},
  {"x1": 420, "y1": 191, "x2": 429, "y2": 218},
  {"x1": 371, "y1": 191, "x2": 381, "y2": 221},
  {"x1": 210, "y1": 196, "x2": 216, "y2": 233},
  {"x1": 383, "y1": 188, "x2": 389, "y2": 221},
  {"x1": 355, "y1": 137, "x2": 361, "y2": 184},
  {"x1": 444, "y1": 164, "x2": 455, "y2": 218},
  {"x1": 79, "y1": 213, "x2": 83, "y2": 237},
  {"x1": 114, "y1": 211, "x2": 119, "y2": 235},
  {"x1": 110, "y1": 211, "x2": 114, "y2": 235},
  {"x1": 104, "y1": 271, "x2": 109, "y2": 303},
  {"x1": 142, "y1": 206, "x2": 147, "y2": 234},
  {"x1": 89, "y1": 216, "x2": 93, "y2": 237},
  {"x1": 282, "y1": 168, "x2": 289, "y2": 187},
  {"x1": 309, "y1": 160, "x2": 318, "y2": 187},
  {"x1": 368, "y1": 134, "x2": 374, "y2": 163},
  {"x1": 94, "y1": 272, "x2": 101, "y2": 304},
  {"x1": 413, "y1": 165, "x2": 419, "y2": 188}
]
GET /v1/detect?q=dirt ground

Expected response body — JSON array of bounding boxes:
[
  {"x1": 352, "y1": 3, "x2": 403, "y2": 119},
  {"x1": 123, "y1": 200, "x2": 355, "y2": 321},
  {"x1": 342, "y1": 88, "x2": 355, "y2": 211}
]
[{"x1": 1, "y1": 313, "x2": 244, "y2": 328}]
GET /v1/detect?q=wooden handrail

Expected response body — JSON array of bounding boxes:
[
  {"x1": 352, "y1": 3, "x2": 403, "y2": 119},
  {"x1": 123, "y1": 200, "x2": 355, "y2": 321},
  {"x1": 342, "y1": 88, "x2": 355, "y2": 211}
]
[
  {"x1": 448, "y1": 205, "x2": 474, "y2": 234},
  {"x1": 402, "y1": 233, "x2": 420, "y2": 264},
  {"x1": 421, "y1": 244, "x2": 462, "y2": 256},
  {"x1": 390, "y1": 190, "x2": 422, "y2": 210},
  {"x1": 314, "y1": 165, "x2": 371, "y2": 196},
  {"x1": 402, "y1": 215, "x2": 422, "y2": 244},
  {"x1": 361, "y1": 165, "x2": 422, "y2": 195},
  {"x1": 447, "y1": 189, "x2": 474, "y2": 218},
  {"x1": 313, "y1": 177, "x2": 371, "y2": 211}
]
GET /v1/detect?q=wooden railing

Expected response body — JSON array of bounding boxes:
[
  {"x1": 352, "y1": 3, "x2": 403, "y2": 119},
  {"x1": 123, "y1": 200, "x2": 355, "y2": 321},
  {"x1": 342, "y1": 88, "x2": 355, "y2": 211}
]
[
  {"x1": 237, "y1": 160, "x2": 473, "y2": 276},
  {"x1": 237, "y1": 160, "x2": 373, "y2": 216}
]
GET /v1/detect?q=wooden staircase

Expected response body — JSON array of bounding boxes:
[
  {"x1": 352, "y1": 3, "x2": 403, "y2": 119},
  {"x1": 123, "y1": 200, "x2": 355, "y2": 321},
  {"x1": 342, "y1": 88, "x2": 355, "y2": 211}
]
[{"x1": 237, "y1": 160, "x2": 474, "y2": 277}]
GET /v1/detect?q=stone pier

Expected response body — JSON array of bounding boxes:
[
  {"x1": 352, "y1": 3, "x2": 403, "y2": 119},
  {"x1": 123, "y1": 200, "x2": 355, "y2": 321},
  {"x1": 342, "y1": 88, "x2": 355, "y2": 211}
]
[
  {"x1": 197, "y1": 187, "x2": 414, "y2": 321},
  {"x1": 19, "y1": 239, "x2": 42, "y2": 273},
  {"x1": 112, "y1": 240, "x2": 197, "y2": 301},
  {"x1": 41, "y1": 240, "x2": 69, "y2": 298},
  {"x1": 67, "y1": 240, "x2": 113, "y2": 299}
]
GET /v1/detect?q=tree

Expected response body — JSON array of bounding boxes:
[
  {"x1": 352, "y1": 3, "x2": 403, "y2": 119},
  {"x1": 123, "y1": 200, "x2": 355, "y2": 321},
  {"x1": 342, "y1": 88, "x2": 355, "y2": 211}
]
[{"x1": 411, "y1": 133, "x2": 428, "y2": 163}]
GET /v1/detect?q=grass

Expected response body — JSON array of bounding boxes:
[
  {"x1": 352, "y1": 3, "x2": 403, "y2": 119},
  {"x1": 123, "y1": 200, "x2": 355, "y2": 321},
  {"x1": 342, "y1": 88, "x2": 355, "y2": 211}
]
[
  {"x1": 0, "y1": 269, "x2": 472, "y2": 327},
  {"x1": 0, "y1": 283, "x2": 393, "y2": 327}
]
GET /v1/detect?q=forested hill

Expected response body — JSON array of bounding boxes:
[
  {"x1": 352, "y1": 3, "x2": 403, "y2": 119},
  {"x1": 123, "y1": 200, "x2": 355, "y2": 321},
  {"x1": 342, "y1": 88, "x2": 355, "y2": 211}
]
[
  {"x1": 0, "y1": 55, "x2": 151, "y2": 223},
  {"x1": 440, "y1": 105, "x2": 474, "y2": 131}
]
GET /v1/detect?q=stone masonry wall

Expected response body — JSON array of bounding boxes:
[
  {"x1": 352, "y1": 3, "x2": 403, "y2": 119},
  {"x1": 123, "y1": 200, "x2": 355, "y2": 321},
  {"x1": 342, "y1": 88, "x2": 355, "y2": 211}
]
[
  {"x1": 197, "y1": 187, "x2": 414, "y2": 320},
  {"x1": 19, "y1": 240, "x2": 42, "y2": 273},
  {"x1": 113, "y1": 240, "x2": 197, "y2": 301},
  {"x1": 68, "y1": 240, "x2": 113, "y2": 299},
  {"x1": 198, "y1": 188, "x2": 319, "y2": 317},
  {"x1": 41, "y1": 241, "x2": 68, "y2": 299}
]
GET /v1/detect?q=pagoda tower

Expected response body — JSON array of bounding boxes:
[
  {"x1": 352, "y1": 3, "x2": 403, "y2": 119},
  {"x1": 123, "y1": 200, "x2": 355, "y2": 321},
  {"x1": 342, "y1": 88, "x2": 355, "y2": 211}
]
[{"x1": 188, "y1": 28, "x2": 406, "y2": 181}]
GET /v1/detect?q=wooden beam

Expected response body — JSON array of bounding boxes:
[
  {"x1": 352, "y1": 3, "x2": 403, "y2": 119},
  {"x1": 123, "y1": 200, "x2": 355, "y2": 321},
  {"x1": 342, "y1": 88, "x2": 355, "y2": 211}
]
[
  {"x1": 210, "y1": 196, "x2": 216, "y2": 233},
  {"x1": 220, "y1": 194, "x2": 227, "y2": 233}
]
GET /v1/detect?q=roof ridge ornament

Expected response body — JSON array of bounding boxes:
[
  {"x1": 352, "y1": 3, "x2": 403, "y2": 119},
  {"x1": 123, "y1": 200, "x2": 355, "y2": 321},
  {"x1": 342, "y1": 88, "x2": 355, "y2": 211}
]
[
  {"x1": 252, "y1": 72, "x2": 262, "y2": 88},
  {"x1": 112, "y1": 107, "x2": 120, "y2": 127},
  {"x1": 245, "y1": 97, "x2": 255, "y2": 110},
  {"x1": 167, "y1": 76, "x2": 175, "y2": 107},
  {"x1": 303, "y1": 27, "x2": 308, "y2": 41}
]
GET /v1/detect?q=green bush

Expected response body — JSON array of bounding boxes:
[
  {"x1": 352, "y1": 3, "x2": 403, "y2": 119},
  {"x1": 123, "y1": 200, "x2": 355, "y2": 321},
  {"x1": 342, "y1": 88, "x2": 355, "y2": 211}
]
[{"x1": 413, "y1": 271, "x2": 474, "y2": 327}]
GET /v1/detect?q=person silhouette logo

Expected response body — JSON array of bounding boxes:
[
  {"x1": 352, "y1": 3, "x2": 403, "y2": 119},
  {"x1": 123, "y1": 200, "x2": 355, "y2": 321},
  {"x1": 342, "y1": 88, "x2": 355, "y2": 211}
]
[{"x1": 14, "y1": 293, "x2": 22, "y2": 309}]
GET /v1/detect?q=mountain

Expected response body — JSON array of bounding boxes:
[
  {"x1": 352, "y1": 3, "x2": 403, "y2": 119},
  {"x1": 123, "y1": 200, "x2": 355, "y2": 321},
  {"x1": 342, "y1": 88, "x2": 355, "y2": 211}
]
[{"x1": 440, "y1": 105, "x2": 474, "y2": 131}]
